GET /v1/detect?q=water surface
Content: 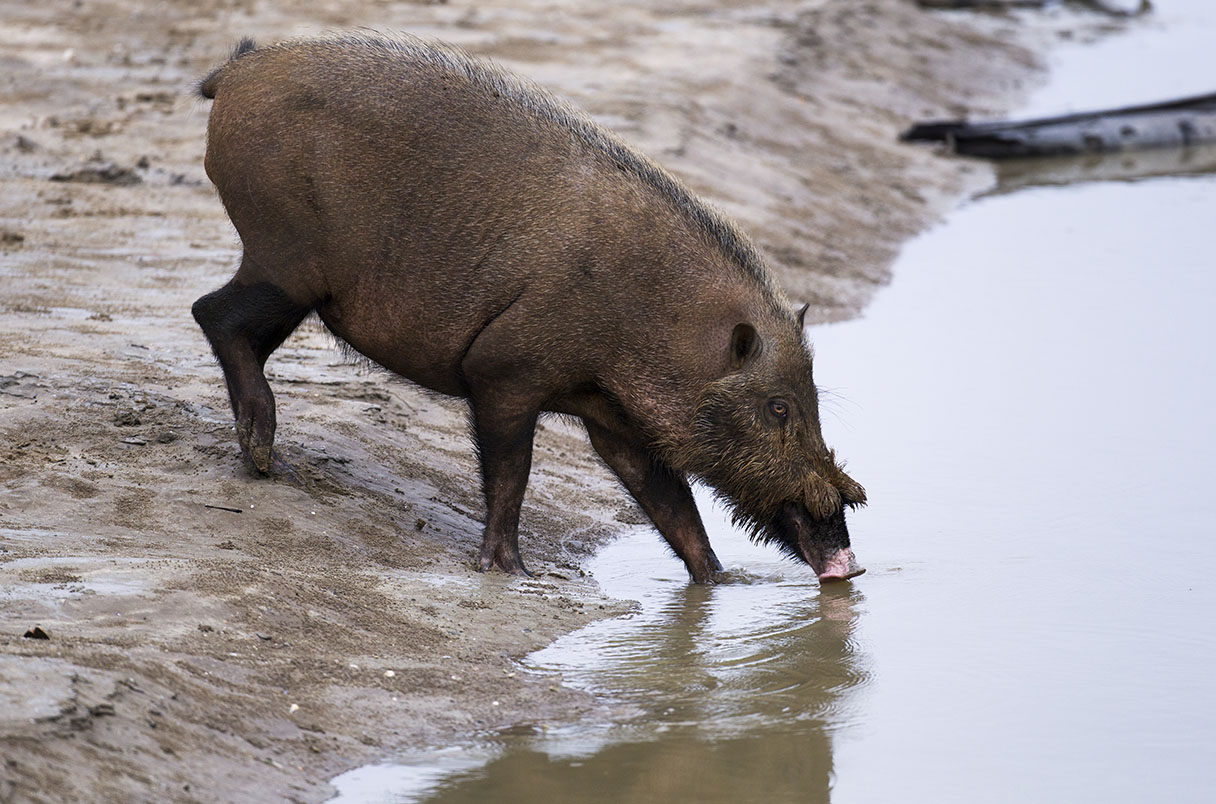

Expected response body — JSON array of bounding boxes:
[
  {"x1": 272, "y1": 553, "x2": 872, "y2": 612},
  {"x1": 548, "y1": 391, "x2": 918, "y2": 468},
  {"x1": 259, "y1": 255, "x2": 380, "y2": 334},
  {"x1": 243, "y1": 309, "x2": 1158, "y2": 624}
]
[{"x1": 818, "y1": 169, "x2": 1216, "y2": 804}]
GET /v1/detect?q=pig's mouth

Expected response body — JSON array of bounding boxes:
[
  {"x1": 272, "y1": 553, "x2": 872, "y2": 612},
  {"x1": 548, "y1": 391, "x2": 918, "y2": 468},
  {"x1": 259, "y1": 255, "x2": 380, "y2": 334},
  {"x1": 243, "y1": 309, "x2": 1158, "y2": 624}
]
[
  {"x1": 777, "y1": 502, "x2": 866, "y2": 583},
  {"x1": 803, "y1": 545, "x2": 865, "y2": 583}
]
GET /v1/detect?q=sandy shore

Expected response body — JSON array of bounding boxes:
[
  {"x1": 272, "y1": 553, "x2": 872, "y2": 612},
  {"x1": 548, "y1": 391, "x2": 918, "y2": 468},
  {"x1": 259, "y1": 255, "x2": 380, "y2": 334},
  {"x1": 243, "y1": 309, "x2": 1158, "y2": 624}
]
[{"x1": 1, "y1": 1, "x2": 1046, "y2": 801}]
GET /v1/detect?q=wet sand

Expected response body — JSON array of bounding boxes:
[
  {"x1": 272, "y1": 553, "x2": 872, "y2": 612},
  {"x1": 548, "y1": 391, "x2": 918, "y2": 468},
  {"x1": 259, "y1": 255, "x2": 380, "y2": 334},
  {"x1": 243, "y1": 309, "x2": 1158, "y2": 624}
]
[{"x1": 1, "y1": 1, "x2": 1048, "y2": 801}]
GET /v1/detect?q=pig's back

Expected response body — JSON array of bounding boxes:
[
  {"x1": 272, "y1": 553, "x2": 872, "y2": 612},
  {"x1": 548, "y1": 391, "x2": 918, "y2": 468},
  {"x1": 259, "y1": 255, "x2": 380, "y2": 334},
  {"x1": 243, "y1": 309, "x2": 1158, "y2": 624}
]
[{"x1": 202, "y1": 34, "x2": 783, "y2": 400}]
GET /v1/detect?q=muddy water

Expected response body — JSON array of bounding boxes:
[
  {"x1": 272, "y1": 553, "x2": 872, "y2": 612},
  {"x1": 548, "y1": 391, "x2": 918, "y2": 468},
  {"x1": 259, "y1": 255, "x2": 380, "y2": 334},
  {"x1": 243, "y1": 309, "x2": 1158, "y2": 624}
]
[
  {"x1": 331, "y1": 5, "x2": 1216, "y2": 803},
  {"x1": 333, "y1": 512, "x2": 869, "y2": 804}
]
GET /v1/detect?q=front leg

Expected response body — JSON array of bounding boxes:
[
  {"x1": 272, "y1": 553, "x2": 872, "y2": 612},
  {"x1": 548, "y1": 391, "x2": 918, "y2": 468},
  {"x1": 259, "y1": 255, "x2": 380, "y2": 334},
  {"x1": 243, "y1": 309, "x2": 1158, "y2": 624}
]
[
  {"x1": 584, "y1": 418, "x2": 722, "y2": 584},
  {"x1": 470, "y1": 398, "x2": 537, "y2": 576}
]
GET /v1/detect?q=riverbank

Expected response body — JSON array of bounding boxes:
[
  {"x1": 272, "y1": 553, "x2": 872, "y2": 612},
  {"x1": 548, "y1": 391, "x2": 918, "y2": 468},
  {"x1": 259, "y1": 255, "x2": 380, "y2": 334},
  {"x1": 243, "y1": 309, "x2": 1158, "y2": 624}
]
[{"x1": 1, "y1": 1, "x2": 1049, "y2": 801}]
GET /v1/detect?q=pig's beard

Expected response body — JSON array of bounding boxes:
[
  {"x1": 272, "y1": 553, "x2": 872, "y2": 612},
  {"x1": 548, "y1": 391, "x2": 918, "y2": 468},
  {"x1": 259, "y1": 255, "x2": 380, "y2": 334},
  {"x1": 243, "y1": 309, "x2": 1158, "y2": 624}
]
[{"x1": 655, "y1": 382, "x2": 865, "y2": 569}]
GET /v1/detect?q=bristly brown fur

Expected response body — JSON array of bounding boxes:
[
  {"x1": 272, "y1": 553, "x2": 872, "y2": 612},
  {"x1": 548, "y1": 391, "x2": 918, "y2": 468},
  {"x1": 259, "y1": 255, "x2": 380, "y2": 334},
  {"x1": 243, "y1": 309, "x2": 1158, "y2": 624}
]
[
  {"x1": 207, "y1": 31, "x2": 778, "y2": 296},
  {"x1": 660, "y1": 367, "x2": 866, "y2": 548},
  {"x1": 192, "y1": 31, "x2": 864, "y2": 580}
]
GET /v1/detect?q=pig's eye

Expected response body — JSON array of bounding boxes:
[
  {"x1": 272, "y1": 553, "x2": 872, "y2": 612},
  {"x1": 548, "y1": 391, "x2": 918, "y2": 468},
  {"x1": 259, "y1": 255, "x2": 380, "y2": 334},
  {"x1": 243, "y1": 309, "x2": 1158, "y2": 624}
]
[{"x1": 768, "y1": 399, "x2": 789, "y2": 420}]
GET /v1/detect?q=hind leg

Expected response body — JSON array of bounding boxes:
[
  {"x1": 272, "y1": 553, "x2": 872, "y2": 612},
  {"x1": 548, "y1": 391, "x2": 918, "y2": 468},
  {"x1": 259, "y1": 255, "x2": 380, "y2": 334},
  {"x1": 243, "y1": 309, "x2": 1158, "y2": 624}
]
[{"x1": 192, "y1": 274, "x2": 312, "y2": 474}]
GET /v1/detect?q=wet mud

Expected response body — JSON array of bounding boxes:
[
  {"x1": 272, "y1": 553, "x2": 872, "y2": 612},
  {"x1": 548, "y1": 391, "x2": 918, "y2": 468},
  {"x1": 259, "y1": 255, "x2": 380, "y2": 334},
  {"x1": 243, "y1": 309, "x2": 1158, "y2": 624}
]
[{"x1": 1, "y1": 1, "x2": 1047, "y2": 801}]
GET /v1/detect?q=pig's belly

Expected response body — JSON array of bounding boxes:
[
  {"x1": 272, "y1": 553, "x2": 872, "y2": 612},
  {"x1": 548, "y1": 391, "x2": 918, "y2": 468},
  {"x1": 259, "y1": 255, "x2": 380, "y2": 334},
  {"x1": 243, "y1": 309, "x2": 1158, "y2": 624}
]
[{"x1": 314, "y1": 291, "x2": 476, "y2": 399}]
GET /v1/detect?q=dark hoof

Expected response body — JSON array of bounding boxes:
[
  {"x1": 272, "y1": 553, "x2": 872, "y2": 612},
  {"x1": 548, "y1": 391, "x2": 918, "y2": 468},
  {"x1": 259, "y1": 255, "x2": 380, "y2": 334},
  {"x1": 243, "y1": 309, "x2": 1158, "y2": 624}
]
[
  {"x1": 250, "y1": 444, "x2": 274, "y2": 474},
  {"x1": 268, "y1": 450, "x2": 303, "y2": 487},
  {"x1": 239, "y1": 440, "x2": 302, "y2": 487},
  {"x1": 236, "y1": 416, "x2": 278, "y2": 475},
  {"x1": 477, "y1": 545, "x2": 532, "y2": 577},
  {"x1": 687, "y1": 553, "x2": 721, "y2": 585}
]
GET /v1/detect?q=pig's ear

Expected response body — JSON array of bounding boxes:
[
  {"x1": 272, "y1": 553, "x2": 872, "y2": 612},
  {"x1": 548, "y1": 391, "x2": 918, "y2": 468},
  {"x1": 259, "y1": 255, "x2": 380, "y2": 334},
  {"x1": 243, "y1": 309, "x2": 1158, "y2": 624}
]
[
  {"x1": 729, "y1": 322, "x2": 760, "y2": 371},
  {"x1": 796, "y1": 303, "x2": 809, "y2": 330}
]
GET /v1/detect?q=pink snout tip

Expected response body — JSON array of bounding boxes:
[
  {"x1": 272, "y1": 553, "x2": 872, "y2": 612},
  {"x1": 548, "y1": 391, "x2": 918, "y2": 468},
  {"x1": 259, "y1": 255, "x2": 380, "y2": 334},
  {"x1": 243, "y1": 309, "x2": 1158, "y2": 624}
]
[{"x1": 816, "y1": 548, "x2": 866, "y2": 583}]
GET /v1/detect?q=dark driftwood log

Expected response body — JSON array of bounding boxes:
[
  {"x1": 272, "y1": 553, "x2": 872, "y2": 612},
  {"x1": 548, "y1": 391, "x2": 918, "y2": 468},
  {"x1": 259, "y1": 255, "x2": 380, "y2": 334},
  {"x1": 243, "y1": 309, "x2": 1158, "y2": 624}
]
[
  {"x1": 916, "y1": 0, "x2": 1148, "y2": 14},
  {"x1": 901, "y1": 91, "x2": 1216, "y2": 159},
  {"x1": 916, "y1": 1, "x2": 1049, "y2": 8}
]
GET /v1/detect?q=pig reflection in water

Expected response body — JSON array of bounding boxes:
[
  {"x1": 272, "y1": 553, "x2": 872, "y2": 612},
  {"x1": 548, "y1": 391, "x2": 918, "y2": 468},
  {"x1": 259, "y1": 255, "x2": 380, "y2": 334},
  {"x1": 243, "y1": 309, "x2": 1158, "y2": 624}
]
[
  {"x1": 418, "y1": 585, "x2": 867, "y2": 804},
  {"x1": 192, "y1": 33, "x2": 865, "y2": 582}
]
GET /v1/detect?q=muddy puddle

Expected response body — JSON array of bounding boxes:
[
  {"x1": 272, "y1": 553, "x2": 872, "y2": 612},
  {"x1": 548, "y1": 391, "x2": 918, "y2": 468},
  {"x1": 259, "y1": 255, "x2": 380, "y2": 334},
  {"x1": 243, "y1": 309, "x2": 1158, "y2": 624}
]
[{"x1": 330, "y1": 3, "x2": 1215, "y2": 802}]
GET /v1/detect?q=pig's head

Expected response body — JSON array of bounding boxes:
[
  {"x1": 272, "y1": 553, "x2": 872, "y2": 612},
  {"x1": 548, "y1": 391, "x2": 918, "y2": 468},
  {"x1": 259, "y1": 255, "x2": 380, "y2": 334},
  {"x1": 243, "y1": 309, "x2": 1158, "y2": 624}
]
[{"x1": 669, "y1": 314, "x2": 866, "y2": 583}]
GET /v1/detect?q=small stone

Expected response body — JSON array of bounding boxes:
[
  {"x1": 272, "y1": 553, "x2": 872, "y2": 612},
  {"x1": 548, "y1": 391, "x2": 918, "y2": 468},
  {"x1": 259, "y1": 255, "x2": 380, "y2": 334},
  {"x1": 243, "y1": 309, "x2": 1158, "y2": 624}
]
[
  {"x1": 22, "y1": 626, "x2": 50, "y2": 640},
  {"x1": 50, "y1": 162, "x2": 142, "y2": 186}
]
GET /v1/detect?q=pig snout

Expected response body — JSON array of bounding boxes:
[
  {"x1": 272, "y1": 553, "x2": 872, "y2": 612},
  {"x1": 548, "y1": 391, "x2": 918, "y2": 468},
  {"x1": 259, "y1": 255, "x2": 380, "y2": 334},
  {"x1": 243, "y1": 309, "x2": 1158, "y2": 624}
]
[
  {"x1": 813, "y1": 547, "x2": 865, "y2": 583},
  {"x1": 779, "y1": 502, "x2": 866, "y2": 583}
]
